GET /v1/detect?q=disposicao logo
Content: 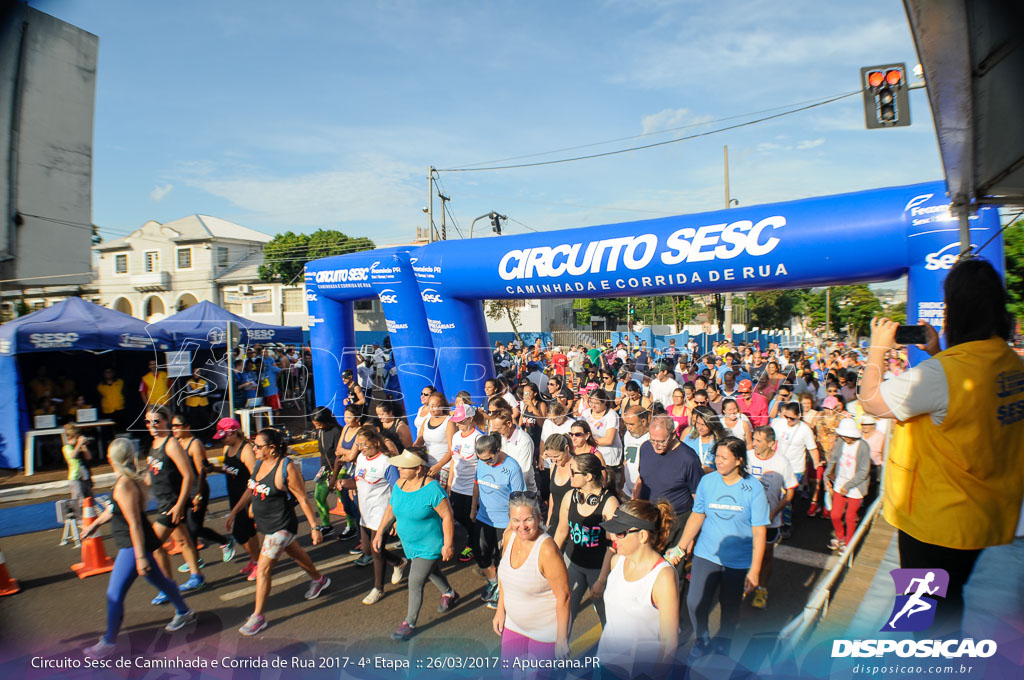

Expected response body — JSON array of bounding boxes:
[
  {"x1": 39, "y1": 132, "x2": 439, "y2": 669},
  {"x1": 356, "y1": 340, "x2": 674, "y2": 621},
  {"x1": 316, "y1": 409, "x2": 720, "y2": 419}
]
[{"x1": 831, "y1": 568, "x2": 997, "y2": 659}]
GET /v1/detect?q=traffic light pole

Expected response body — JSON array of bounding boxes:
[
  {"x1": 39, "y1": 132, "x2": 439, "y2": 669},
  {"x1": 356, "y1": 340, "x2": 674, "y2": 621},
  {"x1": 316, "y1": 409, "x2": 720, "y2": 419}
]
[{"x1": 723, "y1": 146, "x2": 734, "y2": 341}]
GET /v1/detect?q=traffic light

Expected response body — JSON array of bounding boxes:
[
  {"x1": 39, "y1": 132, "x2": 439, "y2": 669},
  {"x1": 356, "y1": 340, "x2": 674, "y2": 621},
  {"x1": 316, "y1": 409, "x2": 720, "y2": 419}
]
[
  {"x1": 490, "y1": 212, "x2": 503, "y2": 235},
  {"x1": 629, "y1": 304, "x2": 635, "y2": 316},
  {"x1": 861, "y1": 63, "x2": 910, "y2": 128}
]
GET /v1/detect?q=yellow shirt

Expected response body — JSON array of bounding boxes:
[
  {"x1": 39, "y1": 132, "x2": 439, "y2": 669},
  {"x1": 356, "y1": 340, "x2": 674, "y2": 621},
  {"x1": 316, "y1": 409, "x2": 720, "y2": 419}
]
[
  {"x1": 884, "y1": 338, "x2": 1024, "y2": 549},
  {"x1": 97, "y1": 379, "x2": 125, "y2": 413},
  {"x1": 184, "y1": 378, "x2": 210, "y2": 407},
  {"x1": 142, "y1": 371, "x2": 171, "y2": 406}
]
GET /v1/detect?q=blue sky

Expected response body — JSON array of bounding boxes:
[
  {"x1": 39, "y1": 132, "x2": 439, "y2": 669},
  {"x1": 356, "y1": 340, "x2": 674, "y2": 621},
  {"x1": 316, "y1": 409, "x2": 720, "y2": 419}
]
[{"x1": 33, "y1": 0, "x2": 937, "y2": 249}]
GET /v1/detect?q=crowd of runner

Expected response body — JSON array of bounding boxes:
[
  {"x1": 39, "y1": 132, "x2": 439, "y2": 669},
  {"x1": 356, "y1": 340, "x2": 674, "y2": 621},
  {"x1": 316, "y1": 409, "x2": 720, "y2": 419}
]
[{"x1": 80, "y1": 333, "x2": 901, "y2": 675}]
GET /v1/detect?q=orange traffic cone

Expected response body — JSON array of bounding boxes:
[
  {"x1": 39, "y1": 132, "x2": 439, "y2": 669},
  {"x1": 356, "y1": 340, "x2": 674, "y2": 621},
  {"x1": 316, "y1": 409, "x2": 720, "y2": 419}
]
[
  {"x1": 71, "y1": 497, "x2": 115, "y2": 579},
  {"x1": 0, "y1": 544, "x2": 20, "y2": 596},
  {"x1": 329, "y1": 497, "x2": 347, "y2": 517}
]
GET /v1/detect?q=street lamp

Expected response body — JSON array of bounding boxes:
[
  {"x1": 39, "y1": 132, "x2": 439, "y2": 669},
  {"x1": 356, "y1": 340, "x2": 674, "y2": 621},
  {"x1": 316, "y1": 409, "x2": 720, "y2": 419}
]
[{"x1": 469, "y1": 211, "x2": 506, "y2": 238}]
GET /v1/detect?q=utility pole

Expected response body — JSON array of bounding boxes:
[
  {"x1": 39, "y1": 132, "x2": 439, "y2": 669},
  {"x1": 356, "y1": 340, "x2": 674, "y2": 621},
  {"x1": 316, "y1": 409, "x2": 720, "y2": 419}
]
[
  {"x1": 825, "y1": 287, "x2": 831, "y2": 340},
  {"x1": 427, "y1": 166, "x2": 436, "y2": 242},
  {"x1": 438, "y1": 191, "x2": 450, "y2": 240},
  {"x1": 723, "y1": 146, "x2": 734, "y2": 339}
]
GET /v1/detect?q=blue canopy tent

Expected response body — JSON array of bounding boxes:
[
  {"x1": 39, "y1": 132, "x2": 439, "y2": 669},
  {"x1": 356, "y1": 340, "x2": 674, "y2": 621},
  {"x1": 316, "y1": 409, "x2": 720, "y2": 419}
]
[
  {"x1": 152, "y1": 300, "x2": 303, "y2": 348},
  {"x1": 0, "y1": 298, "x2": 175, "y2": 469}
]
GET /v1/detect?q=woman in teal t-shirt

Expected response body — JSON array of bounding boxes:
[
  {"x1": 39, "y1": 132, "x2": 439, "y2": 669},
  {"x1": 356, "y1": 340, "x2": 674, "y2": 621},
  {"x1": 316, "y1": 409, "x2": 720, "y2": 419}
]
[{"x1": 373, "y1": 447, "x2": 458, "y2": 642}]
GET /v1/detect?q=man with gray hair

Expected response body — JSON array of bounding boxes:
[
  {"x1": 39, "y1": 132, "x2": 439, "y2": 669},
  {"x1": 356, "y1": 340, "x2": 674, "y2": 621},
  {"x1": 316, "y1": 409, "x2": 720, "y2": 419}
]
[{"x1": 637, "y1": 414, "x2": 704, "y2": 563}]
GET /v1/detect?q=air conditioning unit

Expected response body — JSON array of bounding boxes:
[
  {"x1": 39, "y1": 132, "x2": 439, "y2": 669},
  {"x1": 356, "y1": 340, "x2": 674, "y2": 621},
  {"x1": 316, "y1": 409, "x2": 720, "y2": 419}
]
[{"x1": 239, "y1": 284, "x2": 253, "y2": 295}]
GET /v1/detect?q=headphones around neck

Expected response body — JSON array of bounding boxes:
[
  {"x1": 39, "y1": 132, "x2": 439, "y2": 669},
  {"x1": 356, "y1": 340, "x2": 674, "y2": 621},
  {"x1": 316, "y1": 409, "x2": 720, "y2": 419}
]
[{"x1": 573, "y1": 488, "x2": 606, "y2": 507}]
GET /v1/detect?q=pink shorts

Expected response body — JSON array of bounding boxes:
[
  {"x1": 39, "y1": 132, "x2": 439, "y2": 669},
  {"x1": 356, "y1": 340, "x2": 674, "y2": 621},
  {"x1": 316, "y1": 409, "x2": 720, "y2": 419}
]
[
  {"x1": 260, "y1": 529, "x2": 296, "y2": 560},
  {"x1": 501, "y1": 628, "x2": 555, "y2": 675}
]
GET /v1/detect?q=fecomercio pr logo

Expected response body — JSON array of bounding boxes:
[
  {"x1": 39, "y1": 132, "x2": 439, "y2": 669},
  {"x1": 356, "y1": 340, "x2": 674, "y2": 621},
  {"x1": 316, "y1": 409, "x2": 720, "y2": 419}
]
[{"x1": 832, "y1": 568, "x2": 997, "y2": 659}]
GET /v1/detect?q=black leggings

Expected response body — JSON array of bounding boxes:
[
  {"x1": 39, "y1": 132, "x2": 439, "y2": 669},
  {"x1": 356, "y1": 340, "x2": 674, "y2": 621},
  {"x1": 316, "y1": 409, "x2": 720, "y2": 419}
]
[
  {"x1": 186, "y1": 494, "x2": 229, "y2": 547},
  {"x1": 897, "y1": 530, "x2": 981, "y2": 635},
  {"x1": 687, "y1": 555, "x2": 745, "y2": 644},
  {"x1": 450, "y1": 492, "x2": 474, "y2": 540},
  {"x1": 471, "y1": 521, "x2": 501, "y2": 569},
  {"x1": 361, "y1": 526, "x2": 402, "y2": 590}
]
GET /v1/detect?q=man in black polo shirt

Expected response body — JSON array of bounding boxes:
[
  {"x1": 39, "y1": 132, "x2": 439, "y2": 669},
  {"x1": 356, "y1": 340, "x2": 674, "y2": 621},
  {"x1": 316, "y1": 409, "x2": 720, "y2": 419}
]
[{"x1": 636, "y1": 414, "x2": 704, "y2": 572}]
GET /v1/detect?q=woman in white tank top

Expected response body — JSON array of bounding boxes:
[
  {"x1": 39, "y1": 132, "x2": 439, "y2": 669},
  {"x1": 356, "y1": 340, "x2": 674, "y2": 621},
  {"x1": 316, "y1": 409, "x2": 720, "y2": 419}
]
[
  {"x1": 413, "y1": 393, "x2": 451, "y2": 481},
  {"x1": 597, "y1": 500, "x2": 678, "y2": 678},
  {"x1": 413, "y1": 386, "x2": 435, "y2": 435},
  {"x1": 493, "y1": 492, "x2": 570, "y2": 662}
]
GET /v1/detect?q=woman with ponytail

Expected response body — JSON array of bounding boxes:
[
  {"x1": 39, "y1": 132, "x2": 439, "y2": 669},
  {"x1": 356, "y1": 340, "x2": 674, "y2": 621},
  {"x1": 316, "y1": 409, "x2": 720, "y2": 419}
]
[
  {"x1": 553, "y1": 452, "x2": 618, "y2": 635},
  {"x1": 596, "y1": 499, "x2": 678, "y2": 678},
  {"x1": 82, "y1": 439, "x2": 197, "y2": 658}
]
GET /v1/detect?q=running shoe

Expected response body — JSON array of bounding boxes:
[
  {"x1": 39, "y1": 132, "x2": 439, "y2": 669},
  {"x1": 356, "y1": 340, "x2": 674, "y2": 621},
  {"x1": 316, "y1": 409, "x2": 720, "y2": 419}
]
[
  {"x1": 362, "y1": 587, "x2": 384, "y2": 605},
  {"x1": 686, "y1": 638, "x2": 709, "y2": 665},
  {"x1": 354, "y1": 553, "x2": 373, "y2": 567},
  {"x1": 459, "y1": 547, "x2": 474, "y2": 563},
  {"x1": 828, "y1": 538, "x2": 842, "y2": 551},
  {"x1": 177, "y1": 558, "x2": 205, "y2": 573},
  {"x1": 750, "y1": 587, "x2": 768, "y2": 610},
  {"x1": 83, "y1": 639, "x2": 116, "y2": 659},
  {"x1": 305, "y1": 576, "x2": 330, "y2": 600},
  {"x1": 178, "y1": 573, "x2": 207, "y2": 593},
  {"x1": 239, "y1": 614, "x2": 267, "y2": 637},
  {"x1": 391, "y1": 621, "x2": 414, "y2": 642},
  {"x1": 165, "y1": 609, "x2": 198, "y2": 632},
  {"x1": 338, "y1": 524, "x2": 358, "y2": 541},
  {"x1": 837, "y1": 543, "x2": 848, "y2": 556},
  {"x1": 821, "y1": 508, "x2": 831, "y2": 520},
  {"x1": 247, "y1": 566, "x2": 259, "y2": 582},
  {"x1": 152, "y1": 591, "x2": 170, "y2": 606},
  {"x1": 240, "y1": 560, "x2": 258, "y2": 577},
  {"x1": 806, "y1": 502, "x2": 819, "y2": 517},
  {"x1": 318, "y1": 524, "x2": 335, "y2": 537},
  {"x1": 391, "y1": 558, "x2": 407, "y2": 585},
  {"x1": 221, "y1": 537, "x2": 236, "y2": 562},
  {"x1": 480, "y1": 581, "x2": 499, "y2": 602},
  {"x1": 349, "y1": 542, "x2": 364, "y2": 555},
  {"x1": 438, "y1": 590, "x2": 459, "y2": 614}
]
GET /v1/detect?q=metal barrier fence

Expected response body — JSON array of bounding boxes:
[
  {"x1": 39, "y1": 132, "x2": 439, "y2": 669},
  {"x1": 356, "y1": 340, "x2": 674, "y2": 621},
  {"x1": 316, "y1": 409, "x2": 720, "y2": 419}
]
[
  {"x1": 772, "y1": 428, "x2": 894, "y2": 660},
  {"x1": 551, "y1": 329, "x2": 614, "y2": 349}
]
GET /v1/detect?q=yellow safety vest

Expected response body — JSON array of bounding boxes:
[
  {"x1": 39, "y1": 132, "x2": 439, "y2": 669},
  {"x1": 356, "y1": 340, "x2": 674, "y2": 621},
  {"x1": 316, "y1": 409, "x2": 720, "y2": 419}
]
[{"x1": 884, "y1": 337, "x2": 1024, "y2": 549}]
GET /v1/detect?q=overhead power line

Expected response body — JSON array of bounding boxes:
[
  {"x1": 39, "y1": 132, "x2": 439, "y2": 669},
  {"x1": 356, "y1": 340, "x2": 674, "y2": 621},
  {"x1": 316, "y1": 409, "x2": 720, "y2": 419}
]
[{"x1": 437, "y1": 90, "x2": 861, "y2": 173}]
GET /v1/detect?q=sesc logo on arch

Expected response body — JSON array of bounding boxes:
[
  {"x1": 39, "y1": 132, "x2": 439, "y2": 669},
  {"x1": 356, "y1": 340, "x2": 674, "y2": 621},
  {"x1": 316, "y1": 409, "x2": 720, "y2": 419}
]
[{"x1": 924, "y1": 242, "x2": 971, "y2": 271}]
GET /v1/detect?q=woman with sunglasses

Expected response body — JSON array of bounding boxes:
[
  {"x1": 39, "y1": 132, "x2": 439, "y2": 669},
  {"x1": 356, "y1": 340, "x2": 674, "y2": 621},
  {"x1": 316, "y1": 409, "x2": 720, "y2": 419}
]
[
  {"x1": 171, "y1": 415, "x2": 234, "y2": 568},
  {"x1": 568, "y1": 421, "x2": 605, "y2": 465},
  {"x1": 373, "y1": 447, "x2": 459, "y2": 641},
  {"x1": 81, "y1": 439, "x2": 197, "y2": 659},
  {"x1": 328, "y1": 404, "x2": 363, "y2": 541},
  {"x1": 228, "y1": 428, "x2": 329, "y2": 636},
  {"x1": 447, "y1": 403, "x2": 484, "y2": 563},
  {"x1": 595, "y1": 500, "x2": 678, "y2": 678},
  {"x1": 208, "y1": 418, "x2": 261, "y2": 579},
  {"x1": 669, "y1": 436, "x2": 769, "y2": 660},
  {"x1": 412, "y1": 392, "x2": 452, "y2": 483},
  {"x1": 681, "y1": 405, "x2": 727, "y2": 473},
  {"x1": 413, "y1": 385, "x2": 437, "y2": 434},
  {"x1": 143, "y1": 405, "x2": 205, "y2": 603},
  {"x1": 553, "y1": 452, "x2": 618, "y2": 635},
  {"x1": 493, "y1": 491, "x2": 571, "y2": 663},
  {"x1": 583, "y1": 389, "x2": 623, "y2": 492}
]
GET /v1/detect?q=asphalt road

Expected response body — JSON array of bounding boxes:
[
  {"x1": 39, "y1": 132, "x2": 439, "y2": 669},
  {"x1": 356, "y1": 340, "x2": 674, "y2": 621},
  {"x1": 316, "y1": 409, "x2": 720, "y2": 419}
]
[{"x1": 0, "y1": 484, "x2": 845, "y2": 678}]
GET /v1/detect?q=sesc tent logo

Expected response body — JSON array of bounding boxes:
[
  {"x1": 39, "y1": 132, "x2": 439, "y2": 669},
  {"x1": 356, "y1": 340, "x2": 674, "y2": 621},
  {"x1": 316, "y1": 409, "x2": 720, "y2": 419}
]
[
  {"x1": 832, "y1": 568, "x2": 997, "y2": 659},
  {"x1": 883, "y1": 568, "x2": 947, "y2": 632}
]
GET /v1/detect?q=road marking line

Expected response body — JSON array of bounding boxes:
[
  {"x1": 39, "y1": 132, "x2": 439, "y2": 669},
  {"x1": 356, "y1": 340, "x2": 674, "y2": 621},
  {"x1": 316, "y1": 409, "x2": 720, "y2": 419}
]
[
  {"x1": 218, "y1": 541, "x2": 400, "y2": 601},
  {"x1": 570, "y1": 622, "x2": 603, "y2": 657}
]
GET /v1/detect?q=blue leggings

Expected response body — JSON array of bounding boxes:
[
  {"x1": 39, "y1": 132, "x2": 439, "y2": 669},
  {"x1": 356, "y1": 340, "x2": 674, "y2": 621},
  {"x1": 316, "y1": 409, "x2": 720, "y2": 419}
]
[{"x1": 105, "y1": 548, "x2": 188, "y2": 643}]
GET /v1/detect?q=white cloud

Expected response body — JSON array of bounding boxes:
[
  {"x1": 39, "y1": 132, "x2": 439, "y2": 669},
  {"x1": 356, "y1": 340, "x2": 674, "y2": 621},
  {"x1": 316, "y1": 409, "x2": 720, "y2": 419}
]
[
  {"x1": 150, "y1": 183, "x2": 173, "y2": 201},
  {"x1": 796, "y1": 138, "x2": 825, "y2": 150},
  {"x1": 640, "y1": 108, "x2": 714, "y2": 135}
]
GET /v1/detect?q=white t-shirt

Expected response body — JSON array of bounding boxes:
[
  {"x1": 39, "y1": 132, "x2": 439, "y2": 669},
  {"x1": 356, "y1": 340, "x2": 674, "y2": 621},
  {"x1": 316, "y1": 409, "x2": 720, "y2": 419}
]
[
  {"x1": 539, "y1": 417, "x2": 575, "y2": 470},
  {"x1": 586, "y1": 408, "x2": 623, "y2": 466},
  {"x1": 502, "y1": 427, "x2": 537, "y2": 493},
  {"x1": 503, "y1": 392, "x2": 520, "y2": 412},
  {"x1": 622, "y1": 431, "x2": 649, "y2": 496},
  {"x1": 722, "y1": 413, "x2": 750, "y2": 440},
  {"x1": 749, "y1": 452, "x2": 798, "y2": 528},
  {"x1": 834, "y1": 440, "x2": 864, "y2": 499},
  {"x1": 355, "y1": 452, "x2": 392, "y2": 529},
  {"x1": 878, "y1": 358, "x2": 949, "y2": 425},
  {"x1": 449, "y1": 428, "x2": 482, "y2": 496},
  {"x1": 648, "y1": 376, "x2": 680, "y2": 409},
  {"x1": 771, "y1": 417, "x2": 818, "y2": 474}
]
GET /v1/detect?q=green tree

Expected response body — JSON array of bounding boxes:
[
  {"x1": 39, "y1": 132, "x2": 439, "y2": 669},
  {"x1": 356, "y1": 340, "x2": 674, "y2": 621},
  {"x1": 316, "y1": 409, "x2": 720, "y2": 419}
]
[
  {"x1": 835, "y1": 284, "x2": 882, "y2": 338},
  {"x1": 885, "y1": 301, "x2": 907, "y2": 323},
  {"x1": 802, "y1": 289, "x2": 841, "y2": 336},
  {"x1": 258, "y1": 229, "x2": 375, "y2": 284},
  {"x1": 1004, "y1": 220, "x2": 1024, "y2": 324},
  {"x1": 485, "y1": 300, "x2": 524, "y2": 347},
  {"x1": 747, "y1": 290, "x2": 802, "y2": 330},
  {"x1": 307, "y1": 229, "x2": 375, "y2": 261}
]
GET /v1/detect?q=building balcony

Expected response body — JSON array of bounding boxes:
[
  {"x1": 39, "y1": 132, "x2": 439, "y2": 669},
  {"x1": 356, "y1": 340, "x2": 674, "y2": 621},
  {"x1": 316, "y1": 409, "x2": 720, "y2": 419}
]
[{"x1": 132, "y1": 271, "x2": 171, "y2": 291}]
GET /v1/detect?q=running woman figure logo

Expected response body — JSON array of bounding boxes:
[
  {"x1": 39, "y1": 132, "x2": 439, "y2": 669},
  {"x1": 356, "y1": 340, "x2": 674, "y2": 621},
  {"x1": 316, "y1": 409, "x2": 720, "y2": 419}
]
[{"x1": 881, "y1": 568, "x2": 950, "y2": 632}]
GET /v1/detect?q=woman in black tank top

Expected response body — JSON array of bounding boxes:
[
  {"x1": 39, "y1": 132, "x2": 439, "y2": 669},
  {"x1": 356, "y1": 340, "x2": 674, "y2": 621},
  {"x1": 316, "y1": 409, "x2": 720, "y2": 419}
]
[
  {"x1": 210, "y1": 419, "x2": 261, "y2": 576},
  {"x1": 227, "y1": 428, "x2": 330, "y2": 637},
  {"x1": 80, "y1": 438, "x2": 194, "y2": 659},
  {"x1": 553, "y1": 452, "x2": 619, "y2": 635},
  {"x1": 375, "y1": 401, "x2": 412, "y2": 449},
  {"x1": 542, "y1": 433, "x2": 575, "y2": 537},
  {"x1": 172, "y1": 416, "x2": 231, "y2": 558},
  {"x1": 143, "y1": 405, "x2": 204, "y2": 595}
]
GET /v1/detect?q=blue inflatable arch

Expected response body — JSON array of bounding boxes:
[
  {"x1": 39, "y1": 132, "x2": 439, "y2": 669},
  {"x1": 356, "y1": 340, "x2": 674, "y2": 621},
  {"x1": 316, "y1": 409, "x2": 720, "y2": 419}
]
[{"x1": 305, "y1": 181, "x2": 1004, "y2": 424}]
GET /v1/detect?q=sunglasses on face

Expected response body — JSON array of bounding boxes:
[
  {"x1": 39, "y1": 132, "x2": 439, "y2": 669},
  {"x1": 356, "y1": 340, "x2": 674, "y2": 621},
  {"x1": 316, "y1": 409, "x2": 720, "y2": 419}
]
[
  {"x1": 608, "y1": 528, "x2": 642, "y2": 539},
  {"x1": 171, "y1": 422, "x2": 186, "y2": 428},
  {"x1": 784, "y1": 415, "x2": 799, "y2": 422}
]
